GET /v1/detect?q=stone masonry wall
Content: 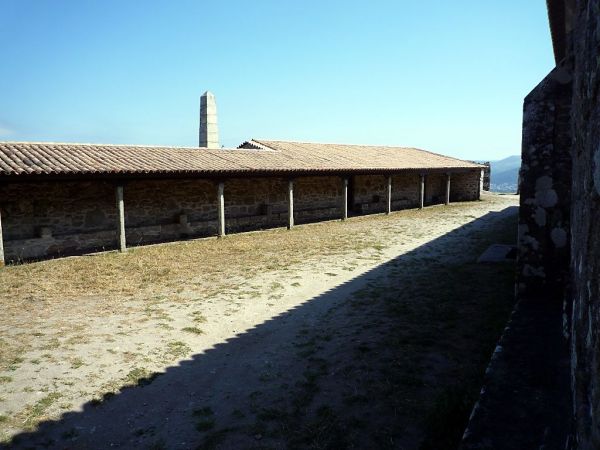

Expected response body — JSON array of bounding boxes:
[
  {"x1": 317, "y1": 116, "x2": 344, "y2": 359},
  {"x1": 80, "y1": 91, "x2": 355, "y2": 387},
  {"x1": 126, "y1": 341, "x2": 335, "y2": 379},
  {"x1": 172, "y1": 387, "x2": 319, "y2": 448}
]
[
  {"x1": 0, "y1": 181, "x2": 118, "y2": 260},
  {"x1": 391, "y1": 173, "x2": 421, "y2": 209},
  {"x1": 0, "y1": 170, "x2": 481, "y2": 262},
  {"x1": 570, "y1": 3, "x2": 600, "y2": 448},
  {"x1": 1, "y1": 181, "x2": 117, "y2": 240},
  {"x1": 224, "y1": 178, "x2": 288, "y2": 232},
  {"x1": 0, "y1": 176, "x2": 346, "y2": 260},
  {"x1": 424, "y1": 173, "x2": 446, "y2": 205},
  {"x1": 353, "y1": 175, "x2": 387, "y2": 214},
  {"x1": 451, "y1": 171, "x2": 481, "y2": 202},
  {"x1": 124, "y1": 179, "x2": 219, "y2": 245},
  {"x1": 294, "y1": 175, "x2": 343, "y2": 224},
  {"x1": 517, "y1": 67, "x2": 572, "y2": 301}
]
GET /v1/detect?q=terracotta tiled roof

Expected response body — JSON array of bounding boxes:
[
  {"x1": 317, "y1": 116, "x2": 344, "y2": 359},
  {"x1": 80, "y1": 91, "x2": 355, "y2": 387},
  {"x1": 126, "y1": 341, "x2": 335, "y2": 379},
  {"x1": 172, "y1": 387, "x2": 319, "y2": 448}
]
[
  {"x1": 0, "y1": 140, "x2": 482, "y2": 179},
  {"x1": 246, "y1": 139, "x2": 482, "y2": 171}
]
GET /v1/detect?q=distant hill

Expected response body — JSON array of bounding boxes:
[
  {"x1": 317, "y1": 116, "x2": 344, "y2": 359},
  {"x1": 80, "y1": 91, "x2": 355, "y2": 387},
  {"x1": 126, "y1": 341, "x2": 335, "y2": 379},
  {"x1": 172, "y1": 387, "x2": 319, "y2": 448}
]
[{"x1": 489, "y1": 155, "x2": 520, "y2": 193}]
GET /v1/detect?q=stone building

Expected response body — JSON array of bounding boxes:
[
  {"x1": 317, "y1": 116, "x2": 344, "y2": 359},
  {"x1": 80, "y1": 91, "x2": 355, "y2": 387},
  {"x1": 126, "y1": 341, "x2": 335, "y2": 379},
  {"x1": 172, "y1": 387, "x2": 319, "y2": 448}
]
[
  {"x1": 0, "y1": 97, "x2": 484, "y2": 264},
  {"x1": 462, "y1": 1, "x2": 600, "y2": 449}
]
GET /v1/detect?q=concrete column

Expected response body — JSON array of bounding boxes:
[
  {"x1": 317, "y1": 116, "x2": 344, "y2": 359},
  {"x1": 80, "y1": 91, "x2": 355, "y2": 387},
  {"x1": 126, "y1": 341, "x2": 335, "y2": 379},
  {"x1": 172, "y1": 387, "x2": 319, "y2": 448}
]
[
  {"x1": 386, "y1": 175, "x2": 392, "y2": 214},
  {"x1": 217, "y1": 181, "x2": 225, "y2": 237},
  {"x1": 419, "y1": 174, "x2": 425, "y2": 209},
  {"x1": 445, "y1": 173, "x2": 451, "y2": 205},
  {"x1": 287, "y1": 179, "x2": 294, "y2": 230},
  {"x1": 342, "y1": 177, "x2": 348, "y2": 220},
  {"x1": 0, "y1": 206, "x2": 5, "y2": 267},
  {"x1": 116, "y1": 185, "x2": 126, "y2": 252},
  {"x1": 199, "y1": 91, "x2": 219, "y2": 149}
]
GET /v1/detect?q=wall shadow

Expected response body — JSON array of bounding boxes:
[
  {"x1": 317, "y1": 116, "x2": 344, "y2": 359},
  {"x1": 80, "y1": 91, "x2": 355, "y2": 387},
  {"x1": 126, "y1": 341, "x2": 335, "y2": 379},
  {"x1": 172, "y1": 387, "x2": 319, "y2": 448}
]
[{"x1": 5, "y1": 206, "x2": 518, "y2": 450}]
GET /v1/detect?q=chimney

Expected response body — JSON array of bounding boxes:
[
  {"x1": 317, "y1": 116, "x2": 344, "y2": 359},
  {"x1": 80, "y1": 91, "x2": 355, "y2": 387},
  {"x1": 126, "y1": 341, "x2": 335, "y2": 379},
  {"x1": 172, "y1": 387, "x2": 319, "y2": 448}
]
[{"x1": 199, "y1": 91, "x2": 219, "y2": 148}]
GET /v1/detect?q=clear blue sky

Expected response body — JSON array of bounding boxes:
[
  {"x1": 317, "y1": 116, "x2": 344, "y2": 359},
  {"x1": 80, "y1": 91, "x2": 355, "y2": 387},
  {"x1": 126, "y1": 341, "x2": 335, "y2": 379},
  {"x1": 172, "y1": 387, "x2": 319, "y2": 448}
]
[{"x1": 0, "y1": 1, "x2": 553, "y2": 161}]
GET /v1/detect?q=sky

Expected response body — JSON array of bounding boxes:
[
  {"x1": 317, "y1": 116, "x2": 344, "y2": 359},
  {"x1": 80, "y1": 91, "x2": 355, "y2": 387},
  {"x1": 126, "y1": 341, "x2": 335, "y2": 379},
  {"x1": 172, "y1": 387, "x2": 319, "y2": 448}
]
[{"x1": 0, "y1": 1, "x2": 554, "y2": 161}]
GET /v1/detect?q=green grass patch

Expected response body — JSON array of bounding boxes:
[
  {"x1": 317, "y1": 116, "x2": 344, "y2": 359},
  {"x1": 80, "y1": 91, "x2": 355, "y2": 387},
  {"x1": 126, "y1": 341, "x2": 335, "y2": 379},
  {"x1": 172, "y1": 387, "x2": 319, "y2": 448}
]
[{"x1": 182, "y1": 326, "x2": 204, "y2": 335}]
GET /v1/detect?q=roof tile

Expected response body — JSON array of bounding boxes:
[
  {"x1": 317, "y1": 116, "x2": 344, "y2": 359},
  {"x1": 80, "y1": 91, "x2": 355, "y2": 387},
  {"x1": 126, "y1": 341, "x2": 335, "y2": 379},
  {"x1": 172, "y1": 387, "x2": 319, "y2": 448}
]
[{"x1": 0, "y1": 139, "x2": 483, "y2": 178}]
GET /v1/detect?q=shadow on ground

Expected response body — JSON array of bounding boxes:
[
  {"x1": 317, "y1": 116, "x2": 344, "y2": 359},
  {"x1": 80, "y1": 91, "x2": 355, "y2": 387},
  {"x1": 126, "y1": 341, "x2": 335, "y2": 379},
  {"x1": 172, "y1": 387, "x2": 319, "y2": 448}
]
[{"x1": 6, "y1": 206, "x2": 519, "y2": 450}]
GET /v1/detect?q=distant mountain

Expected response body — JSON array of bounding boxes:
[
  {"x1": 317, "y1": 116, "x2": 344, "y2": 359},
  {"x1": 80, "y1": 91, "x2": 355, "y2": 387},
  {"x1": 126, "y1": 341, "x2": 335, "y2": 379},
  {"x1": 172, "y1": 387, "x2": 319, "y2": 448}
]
[
  {"x1": 491, "y1": 155, "x2": 520, "y2": 174},
  {"x1": 489, "y1": 155, "x2": 520, "y2": 193}
]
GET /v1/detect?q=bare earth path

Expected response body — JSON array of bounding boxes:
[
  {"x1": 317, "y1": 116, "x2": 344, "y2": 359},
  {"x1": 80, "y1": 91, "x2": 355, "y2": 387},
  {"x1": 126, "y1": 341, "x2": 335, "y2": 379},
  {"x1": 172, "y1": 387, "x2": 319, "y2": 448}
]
[{"x1": 0, "y1": 193, "x2": 518, "y2": 449}]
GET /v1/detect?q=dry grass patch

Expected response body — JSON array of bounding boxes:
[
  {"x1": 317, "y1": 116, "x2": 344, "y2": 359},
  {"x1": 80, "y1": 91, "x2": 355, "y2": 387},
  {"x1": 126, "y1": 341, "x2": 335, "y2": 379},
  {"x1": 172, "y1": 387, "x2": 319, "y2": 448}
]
[{"x1": 0, "y1": 198, "x2": 508, "y2": 314}]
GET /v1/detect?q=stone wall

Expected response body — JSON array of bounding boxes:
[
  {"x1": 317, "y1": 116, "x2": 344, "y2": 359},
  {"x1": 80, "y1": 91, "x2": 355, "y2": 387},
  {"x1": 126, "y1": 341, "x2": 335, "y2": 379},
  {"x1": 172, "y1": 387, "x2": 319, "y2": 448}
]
[
  {"x1": 516, "y1": 67, "x2": 572, "y2": 301},
  {"x1": 294, "y1": 176, "x2": 343, "y2": 224},
  {"x1": 482, "y1": 3, "x2": 600, "y2": 447},
  {"x1": 0, "y1": 175, "x2": 346, "y2": 260},
  {"x1": 391, "y1": 173, "x2": 421, "y2": 209},
  {"x1": 352, "y1": 175, "x2": 387, "y2": 214},
  {"x1": 1, "y1": 181, "x2": 117, "y2": 240},
  {"x1": 424, "y1": 173, "x2": 446, "y2": 205},
  {"x1": 0, "y1": 170, "x2": 481, "y2": 262},
  {"x1": 460, "y1": 60, "x2": 575, "y2": 447},
  {"x1": 224, "y1": 178, "x2": 288, "y2": 231},
  {"x1": 450, "y1": 172, "x2": 481, "y2": 202},
  {"x1": 570, "y1": 3, "x2": 600, "y2": 448},
  {"x1": 124, "y1": 179, "x2": 219, "y2": 245},
  {"x1": 0, "y1": 181, "x2": 119, "y2": 260}
]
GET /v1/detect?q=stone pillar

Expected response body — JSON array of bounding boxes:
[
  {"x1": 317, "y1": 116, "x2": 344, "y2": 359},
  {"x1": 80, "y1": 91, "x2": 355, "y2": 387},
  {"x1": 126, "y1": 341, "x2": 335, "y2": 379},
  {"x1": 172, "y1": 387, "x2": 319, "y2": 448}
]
[
  {"x1": 482, "y1": 163, "x2": 491, "y2": 191},
  {"x1": 217, "y1": 181, "x2": 225, "y2": 237},
  {"x1": 342, "y1": 177, "x2": 348, "y2": 220},
  {"x1": 445, "y1": 173, "x2": 451, "y2": 205},
  {"x1": 419, "y1": 174, "x2": 425, "y2": 209},
  {"x1": 479, "y1": 169, "x2": 484, "y2": 199},
  {"x1": 287, "y1": 179, "x2": 294, "y2": 230},
  {"x1": 386, "y1": 175, "x2": 392, "y2": 214},
  {"x1": 0, "y1": 206, "x2": 4, "y2": 267},
  {"x1": 116, "y1": 185, "x2": 126, "y2": 252},
  {"x1": 199, "y1": 91, "x2": 219, "y2": 149}
]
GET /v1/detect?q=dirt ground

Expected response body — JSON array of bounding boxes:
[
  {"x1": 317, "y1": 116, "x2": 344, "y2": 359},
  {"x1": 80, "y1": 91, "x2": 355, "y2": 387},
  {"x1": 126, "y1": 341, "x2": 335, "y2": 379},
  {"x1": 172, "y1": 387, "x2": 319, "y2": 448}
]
[{"x1": 0, "y1": 193, "x2": 519, "y2": 449}]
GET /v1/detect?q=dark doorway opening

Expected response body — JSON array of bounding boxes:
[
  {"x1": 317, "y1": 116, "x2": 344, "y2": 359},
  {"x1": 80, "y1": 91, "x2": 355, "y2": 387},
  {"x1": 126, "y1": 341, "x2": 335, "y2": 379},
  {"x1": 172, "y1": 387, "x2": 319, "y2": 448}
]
[{"x1": 348, "y1": 175, "x2": 356, "y2": 214}]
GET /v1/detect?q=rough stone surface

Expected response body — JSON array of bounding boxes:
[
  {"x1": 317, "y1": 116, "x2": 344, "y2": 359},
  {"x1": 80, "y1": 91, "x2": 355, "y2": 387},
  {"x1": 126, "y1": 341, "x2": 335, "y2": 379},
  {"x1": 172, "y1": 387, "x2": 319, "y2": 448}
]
[
  {"x1": 569, "y1": 3, "x2": 600, "y2": 447},
  {"x1": 517, "y1": 66, "x2": 572, "y2": 301},
  {"x1": 424, "y1": 173, "x2": 446, "y2": 205},
  {"x1": 0, "y1": 172, "x2": 480, "y2": 261},
  {"x1": 353, "y1": 174, "x2": 387, "y2": 213},
  {"x1": 391, "y1": 173, "x2": 420, "y2": 209},
  {"x1": 465, "y1": 3, "x2": 600, "y2": 449}
]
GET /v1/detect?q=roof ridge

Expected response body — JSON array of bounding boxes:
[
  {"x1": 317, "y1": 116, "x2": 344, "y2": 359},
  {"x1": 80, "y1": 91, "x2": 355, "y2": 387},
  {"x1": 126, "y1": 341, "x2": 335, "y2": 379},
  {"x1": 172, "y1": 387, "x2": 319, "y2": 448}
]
[{"x1": 0, "y1": 141, "x2": 247, "y2": 151}]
